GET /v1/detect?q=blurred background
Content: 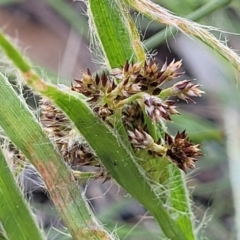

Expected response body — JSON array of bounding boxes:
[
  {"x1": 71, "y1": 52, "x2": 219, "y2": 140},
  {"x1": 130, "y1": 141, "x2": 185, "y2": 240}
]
[{"x1": 1, "y1": 0, "x2": 240, "y2": 239}]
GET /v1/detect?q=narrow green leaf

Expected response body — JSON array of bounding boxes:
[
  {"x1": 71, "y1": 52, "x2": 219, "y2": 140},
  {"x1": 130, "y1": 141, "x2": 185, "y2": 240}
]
[
  {"x1": 128, "y1": 0, "x2": 240, "y2": 74},
  {"x1": 0, "y1": 33, "x2": 30, "y2": 72},
  {"x1": 139, "y1": 152, "x2": 196, "y2": 240},
  {"x1": 166, "y1": 165, "x2": 195, "y2": 239},
  {"x1": 88, "y1": 0, "x2": 145, "y2": 68},
  {"x1": 0, "y1": 72, "x2": 111, "y2": 240},
  {"x1": 0, "y1": 148, "x2": 44, "y2": 240}
]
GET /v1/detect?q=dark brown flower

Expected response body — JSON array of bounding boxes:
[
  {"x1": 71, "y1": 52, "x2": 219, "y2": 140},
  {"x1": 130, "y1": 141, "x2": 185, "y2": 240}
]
[
  {"x1": 72, "y1": 70, "x2": 116, "y2": 103},
  {"x1": 111, "y1": 59, "x2": 183, "y2": 96},
  {"x1": 94, "y1": 104, "x2": 114, "y2": 120},
  {"x1": 165, "y1": 131, "x2": 202, "y2": 172},
  {"x1": 40, "y1": 98, "x2": 102, "y2": 168},
  {"x1": 111, "y1": 76, "x2": 141, "y2": 97},
  {"x1": 122, "y1": 102, "x2": 144, "y2": 129},
  {"x1": 110, "y1": 61, "x2": 142, "y2": 97},
  {"x1": 143, "y1": 94, "x2": 179, "y2": 122},
  {"x1": 128, "y1": 129, "x2": 167, "y2": 155},
  {"x1": 128, "y1": 129, "x2": 154, "y2": 149},
  {"x1": 139, "y1": 59, "x2": 183, "y2": 93},
  {"x1": 159, "y1": 59, "x2": 183, "y2": 82},
  {"x1": 171, "y1": 80, "x2": 205, "y2": 103},
  {"x1": 111, "y1": 60, "x2": 142, "y2": 80}
]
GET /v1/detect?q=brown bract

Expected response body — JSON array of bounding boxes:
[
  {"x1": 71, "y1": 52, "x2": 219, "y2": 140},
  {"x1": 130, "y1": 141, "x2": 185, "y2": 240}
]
[{"x1": 72, "y1": 70, "x2": 116, "y2": 103}]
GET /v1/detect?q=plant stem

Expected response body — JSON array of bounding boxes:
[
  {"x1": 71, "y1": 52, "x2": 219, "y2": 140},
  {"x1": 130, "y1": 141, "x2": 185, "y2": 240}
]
[{"x1": 144, "y1": 0, "x2": 232, "y2": 49}]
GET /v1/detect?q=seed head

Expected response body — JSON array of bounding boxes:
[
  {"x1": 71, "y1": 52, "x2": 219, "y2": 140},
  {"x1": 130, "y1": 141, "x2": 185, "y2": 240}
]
[
  {"x1": 38, "y1": 58, "x2": 204, "y2": 180},
  {"x1": 40, "y1": 98, "x2": 104, "y2": 169},
  {"x1": 172, "y1": 80, "x2": 205, "y2": 103},
  {"x1": 159, "y1": 59, "x2": 183, "y2": 82},
  {"x1": 143, "y1": 94, "x2": 179, "y2": 122},
  {"x1": 165, "y1": 131, "x2": 202, "y2": 172},
  {"x1": 122, "y1": 103, "x2": 144, "y2": 129},
  {"x1": 128, "y1": 129, "x2": 154, "y2": 149},
  {"x1": 72, "y1": 70, "x2": 116, "y2": 103}
]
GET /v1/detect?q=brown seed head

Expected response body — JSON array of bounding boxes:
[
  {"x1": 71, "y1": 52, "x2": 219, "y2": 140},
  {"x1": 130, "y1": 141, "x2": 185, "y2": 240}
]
[
  {"x1": 72, "y1": 71, "x2": 116, "y2": 103},
  {"x1": 165, "y1": 131, "x2": 202, "y2": 172},
  {"x1": 143, "y1": 94, "x2": 179, "y2": 122},
  {"x1": 128, "y1": 129, "x2": 154, "y2": 149},
  {"x1": 40, "y1": 98, "x2": 103, "y2": 169},
  {"x1": 172, "y1": 80, "x2": 205, "y2": 103},
  {"x1": 160, "y1": 59, "x2": 183, "y2": 82}
]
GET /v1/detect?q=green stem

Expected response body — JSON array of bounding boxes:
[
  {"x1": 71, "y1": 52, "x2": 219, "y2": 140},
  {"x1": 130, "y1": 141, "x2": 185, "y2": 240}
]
[
  {"x1": 144, "y1": 0, "x2": 232, "y2": 49},
  {"x1": 116, "y1": 92, "x2": 143, "y2": 107},
  {"x1": 159, "y1": 88, "x2": 172, "y2": 99},
  {"x1": 0, "y1": 33, "x2": 30, "y2": 72}
]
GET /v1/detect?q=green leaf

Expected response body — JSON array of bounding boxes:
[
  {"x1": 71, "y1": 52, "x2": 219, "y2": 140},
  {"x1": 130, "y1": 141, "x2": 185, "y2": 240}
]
[
  {"x1": 0, "y1": 72, "x2": 111, "y2": 240},
  {"x1": 89, "y1": 0, "x2": 145, "y2": 68},
  {"x1": 0, "y1": 148, "x2": 44, "y2": 240},
  {"x1": 145, "y1": 0, "x2": 232, "y2": 49},
  {"x1": 138, "y1": 151, "x2": 196, "y2": 240}
]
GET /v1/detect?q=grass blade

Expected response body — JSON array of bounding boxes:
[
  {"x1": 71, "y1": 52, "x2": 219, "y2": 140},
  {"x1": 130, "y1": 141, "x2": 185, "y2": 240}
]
[
  {"x1": 0, "y1": 71, "x2": 112, "y2": 240},
  {"x1": 144, "y1": 0, "x2": 232, "y2": 49},
  {"x1": 88, "y1": 0, "x2": 145, "y2": 67},
  {"x1": 0, "y1": 147, "x2": 44, "y2": 240}
]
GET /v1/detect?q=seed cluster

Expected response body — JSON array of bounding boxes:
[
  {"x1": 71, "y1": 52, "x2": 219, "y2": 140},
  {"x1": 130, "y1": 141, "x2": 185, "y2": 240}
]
[{"x1": 40, "y1": 59, "x2": 204, "y2": 178}]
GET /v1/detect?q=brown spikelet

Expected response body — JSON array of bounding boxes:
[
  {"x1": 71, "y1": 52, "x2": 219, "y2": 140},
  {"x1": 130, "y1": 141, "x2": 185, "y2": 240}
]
[
  {"x1": 39, "y1": 98, "x2": 109, "y2": 178},
  {"x1": 128, "y1": 129, "x2": 154, "y2": 149},
  {"x1": 165, "y1": 131, "x2": 202, "y2": 172},
  {"x1": 143, "y1": 94, "x2": 179, "y2": 122},
  {"x1": 172, "y1": 80, "x2": 205, "y2": 103}
]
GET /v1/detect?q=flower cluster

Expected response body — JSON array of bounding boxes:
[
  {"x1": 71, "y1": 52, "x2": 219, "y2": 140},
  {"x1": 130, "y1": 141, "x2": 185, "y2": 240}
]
[
  {"x1": 40, "y1": 59, "x2": 203, "y2": 178},
  {"x1": 40, "y1": 99, "x2": 98, "y2": 166}
]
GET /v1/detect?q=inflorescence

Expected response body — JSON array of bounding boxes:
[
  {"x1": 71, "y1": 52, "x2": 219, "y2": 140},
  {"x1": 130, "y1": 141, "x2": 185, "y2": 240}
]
[{"x1": 40, "y1": 59, "x2": 203, "y2": 178}]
